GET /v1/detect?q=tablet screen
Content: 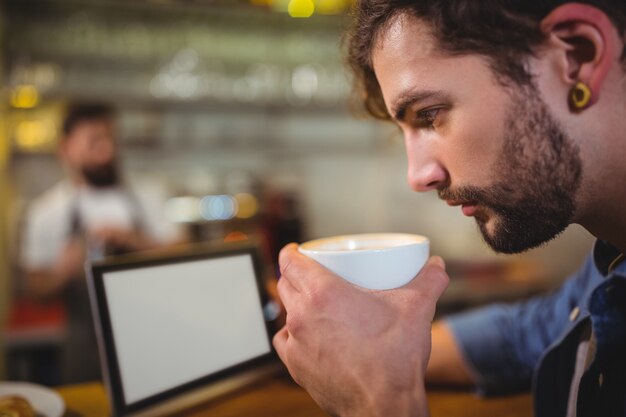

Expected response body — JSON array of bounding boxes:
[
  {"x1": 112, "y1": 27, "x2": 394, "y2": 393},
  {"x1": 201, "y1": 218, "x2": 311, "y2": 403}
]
[{"x1": 100, "y1": 253, "x2": 272, "y2": 405}]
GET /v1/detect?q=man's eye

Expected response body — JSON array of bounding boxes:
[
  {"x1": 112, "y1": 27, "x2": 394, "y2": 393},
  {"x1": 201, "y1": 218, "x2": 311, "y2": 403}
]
[{"x1": 413, "y1": 108, "x2": 441, "y2": 128}]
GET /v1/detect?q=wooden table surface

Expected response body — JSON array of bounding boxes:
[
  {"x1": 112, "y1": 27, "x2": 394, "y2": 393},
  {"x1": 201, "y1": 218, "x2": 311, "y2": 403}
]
[{"x1": 55, "y1": 374, "x2": 533, "y2": 417}]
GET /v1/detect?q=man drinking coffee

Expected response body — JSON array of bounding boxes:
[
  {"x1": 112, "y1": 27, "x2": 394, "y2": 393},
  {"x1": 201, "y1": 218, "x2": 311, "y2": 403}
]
[{"x1": 273, "y1": 1, "x2": 626, "y2": 416}]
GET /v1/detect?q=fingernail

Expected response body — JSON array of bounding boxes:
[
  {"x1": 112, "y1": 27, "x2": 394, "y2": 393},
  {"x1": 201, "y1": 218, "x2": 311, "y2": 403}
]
[{"x1": 431, "y1": 256, "x2": 445, "y2": 269}]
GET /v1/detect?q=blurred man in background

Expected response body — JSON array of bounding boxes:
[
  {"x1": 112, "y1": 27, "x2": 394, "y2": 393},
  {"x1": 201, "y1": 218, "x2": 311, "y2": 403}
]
[{"x1": 21, "y1": 102, "x2": 181, "y2": 383}]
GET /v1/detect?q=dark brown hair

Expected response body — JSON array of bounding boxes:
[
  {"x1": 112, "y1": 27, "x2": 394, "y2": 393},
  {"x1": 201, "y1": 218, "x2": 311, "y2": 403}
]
[
  {"x1": 346, "y1": 0, "x2": 626, "y2": 120},
  {"x1": 63, "y1": 102, "x2": 115, "y2": 136}
]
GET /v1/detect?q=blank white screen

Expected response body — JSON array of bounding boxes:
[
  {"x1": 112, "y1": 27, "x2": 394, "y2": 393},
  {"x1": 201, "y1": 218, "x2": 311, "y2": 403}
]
[{"x1": 102, "y1": 254, "x2": 271, "y2": 404}]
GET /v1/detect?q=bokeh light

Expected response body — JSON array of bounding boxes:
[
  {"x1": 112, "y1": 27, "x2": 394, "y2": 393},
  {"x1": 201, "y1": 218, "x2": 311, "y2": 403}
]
[
  {"x1": 224, "y1": 231, "x2": 249, "y2": 242},
  {"x1": 164, "y1": 196, "x2": 201, "y2": 223},
  {"x1": 316, "y1": 0, "x2": 347, "y2": 14},
  {"x1": 234, "y1": 193, "x2": 259, "y2": 219},
  {"x1": 288, "y1": 0, "x2": 315, "y2": 18},
  {"x1": 14, "y1": 120, "x2": 56, "y2": 150},
  {"x1": 11, "y1": 85, "x2": 40, "y2": 109},
  {"x1": 199, "y1": 195, "x2": 238, "y2": 221}
]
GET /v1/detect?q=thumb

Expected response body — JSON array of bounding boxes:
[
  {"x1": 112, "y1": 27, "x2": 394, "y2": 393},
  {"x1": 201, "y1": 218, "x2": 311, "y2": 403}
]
[{"x1": 404, "y1": 256, "x2": 449, "y2": 302}]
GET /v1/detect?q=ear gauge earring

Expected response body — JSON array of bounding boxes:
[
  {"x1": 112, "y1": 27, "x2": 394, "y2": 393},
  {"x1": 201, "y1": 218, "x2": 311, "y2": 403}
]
[{"x1": 569, "y1": 82, "x2": 592, "y2": 111}]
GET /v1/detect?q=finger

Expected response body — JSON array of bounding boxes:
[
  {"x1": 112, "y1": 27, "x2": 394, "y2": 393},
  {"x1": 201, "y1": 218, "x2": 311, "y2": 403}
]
[
  {"x1": 406, "y1": 256, "x2": 450, "y2": 302},
  {"x1": 278, "y1": 243, "x2": 303, "y2": 280},
  {"x1": 279, "y1": 243, "x2": 348, "y2": 293},
  {"x1": 272, "y1": 326, "x2": 290, "y2": 366},
  {"x1": 276, "y1": 274, "x2": 300, "y2": 313}
]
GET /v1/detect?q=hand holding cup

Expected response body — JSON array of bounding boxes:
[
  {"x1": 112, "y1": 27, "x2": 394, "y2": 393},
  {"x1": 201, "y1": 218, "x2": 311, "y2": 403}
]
[{"x1": 273, "y1": 237, "x2": 448, "y2": 417}]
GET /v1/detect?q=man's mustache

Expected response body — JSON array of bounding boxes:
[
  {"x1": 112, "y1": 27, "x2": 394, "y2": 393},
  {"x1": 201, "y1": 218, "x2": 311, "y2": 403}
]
[{"x1": 438, "y1": 186, "x2": 486, "y2": 204}]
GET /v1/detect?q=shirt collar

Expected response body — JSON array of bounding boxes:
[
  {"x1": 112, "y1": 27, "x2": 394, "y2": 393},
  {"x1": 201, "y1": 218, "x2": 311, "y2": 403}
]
[{"x1": 593, "y1": 240, "x2": 626, "y2": 276}]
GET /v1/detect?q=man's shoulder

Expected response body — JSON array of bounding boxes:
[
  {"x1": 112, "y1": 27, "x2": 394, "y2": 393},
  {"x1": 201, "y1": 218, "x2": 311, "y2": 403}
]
[{"x1": 27, "y1": 181, "x2": 73, "y2": 221}]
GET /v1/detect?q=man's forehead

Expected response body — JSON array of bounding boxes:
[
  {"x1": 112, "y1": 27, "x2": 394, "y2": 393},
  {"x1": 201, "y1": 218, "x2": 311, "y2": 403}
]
[
  {"x1": 372, "y1": 12, "x2": 450, "y2": 114},
  {"x1": 67, "y1": 119, "x2": 115, "y2": 140},
  {"x1": 373, "y1": 12, "x2": 439, "y2": 61},
  {"x1": 75, "y1": 118, "x2": 113, "y2": 130}
]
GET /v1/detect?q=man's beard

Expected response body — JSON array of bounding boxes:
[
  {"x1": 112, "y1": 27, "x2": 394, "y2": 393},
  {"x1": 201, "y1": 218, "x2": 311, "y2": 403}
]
[
  {"x1": 438, "y1": 86, "x2": 583, "y2": 254},
  {"x1": 82, "y1": 161, "x2": 119, "y2": 188}
]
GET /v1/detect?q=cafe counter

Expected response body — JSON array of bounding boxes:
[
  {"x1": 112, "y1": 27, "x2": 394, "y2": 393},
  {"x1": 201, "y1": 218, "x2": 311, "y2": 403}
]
[{"x1": 56, "y1": 374, "x2": 533, "y2": 417}]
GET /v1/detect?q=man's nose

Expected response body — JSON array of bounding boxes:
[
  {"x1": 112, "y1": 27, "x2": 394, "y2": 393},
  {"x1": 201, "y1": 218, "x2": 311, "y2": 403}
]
[
  {"x1": 405, "y1": 135, "x2": 448, "y2": 192},
  {"x1": 94, "y1": 139, "x2": 115, "y2": 161}
]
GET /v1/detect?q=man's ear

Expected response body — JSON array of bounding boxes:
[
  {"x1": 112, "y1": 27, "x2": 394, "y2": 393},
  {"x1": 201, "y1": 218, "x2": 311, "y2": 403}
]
[{"x1": 541, "y1": 3, "x2": 622, "y2": 108}]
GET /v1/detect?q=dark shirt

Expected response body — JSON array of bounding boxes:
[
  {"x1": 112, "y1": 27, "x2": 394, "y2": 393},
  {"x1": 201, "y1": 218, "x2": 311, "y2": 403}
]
[{"x1": 447, "y1": 240, "x2": 626, "y2": 417}]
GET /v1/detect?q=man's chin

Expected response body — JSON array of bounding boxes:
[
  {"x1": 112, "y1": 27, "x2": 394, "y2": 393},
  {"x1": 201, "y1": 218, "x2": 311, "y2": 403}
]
[
  {"x1": 477, "y1": 218, "x2": 564, "y2": 254},
  {"x1": 83, "y1": 164, "x2": 119, "y2": 188},
  {"x1": 481, "y1": 235, "x2": 530, "y2": 254},
  {"x1": 475, "y1": 214, "x2": 522, "y2": 254}
]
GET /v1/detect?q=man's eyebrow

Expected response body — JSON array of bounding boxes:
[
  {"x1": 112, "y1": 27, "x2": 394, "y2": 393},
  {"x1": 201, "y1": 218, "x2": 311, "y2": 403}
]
[{"x1": 392, "y1": 90, "x2": 447, "y2": 121}]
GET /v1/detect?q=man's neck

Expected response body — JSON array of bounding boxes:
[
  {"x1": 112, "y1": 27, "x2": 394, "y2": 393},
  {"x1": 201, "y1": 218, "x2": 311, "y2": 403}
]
[
  {"x1": 586, "y1": 218, "x2": 626, "y2": 256},
  {"x1": 580, "y1": 174, "x2": 626, "y2": 255},
  {"x1": 67, "y1": 169, "x2": 87, "y2": 187},
  {"x1": 575, "y1": 104, "x2": 626, "y2": 255}
]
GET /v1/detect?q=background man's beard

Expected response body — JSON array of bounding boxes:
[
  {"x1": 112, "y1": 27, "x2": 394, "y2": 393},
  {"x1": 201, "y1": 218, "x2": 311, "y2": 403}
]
[
  {"x1": 82, "y1": 162, "x2": 119, "y2": 188},
  {"x1": 439, "y1": 86, "x2": 583, "y2": 254}
]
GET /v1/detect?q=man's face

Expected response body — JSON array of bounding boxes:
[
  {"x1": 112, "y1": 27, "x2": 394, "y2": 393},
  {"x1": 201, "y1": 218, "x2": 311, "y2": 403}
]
[
  {"x1": 372, "y1": 14, "x2": 583, "y2": 253},
  {"x1": 62, "y1": 118, "x2": 119, "y2": 187}
]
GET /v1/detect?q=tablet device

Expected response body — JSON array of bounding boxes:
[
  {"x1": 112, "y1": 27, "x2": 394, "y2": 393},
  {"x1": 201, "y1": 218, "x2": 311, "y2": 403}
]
[{"x1": 87, "y1": 243, "x2": 279, "y2": 417}]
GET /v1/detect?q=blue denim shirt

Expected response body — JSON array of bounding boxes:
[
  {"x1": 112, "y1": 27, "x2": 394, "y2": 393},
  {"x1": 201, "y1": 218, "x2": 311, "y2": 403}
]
[{"x1": 447, "y1": 240, "x2": 626, "y2": 417}]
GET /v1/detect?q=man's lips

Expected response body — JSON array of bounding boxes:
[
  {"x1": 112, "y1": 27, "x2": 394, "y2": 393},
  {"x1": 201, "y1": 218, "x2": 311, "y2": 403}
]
[
  {"x1": 445, "y1": 200, "x2": 478, "y2": 216},
  {"x1": 461, "y1": 203, "x2": 477, "y2": 217}
]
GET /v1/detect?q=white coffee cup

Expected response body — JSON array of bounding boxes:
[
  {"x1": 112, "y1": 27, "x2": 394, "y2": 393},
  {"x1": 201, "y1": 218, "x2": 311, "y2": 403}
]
[{"x1": 298, "y1": 233, "x2": 429, "y2": 290}]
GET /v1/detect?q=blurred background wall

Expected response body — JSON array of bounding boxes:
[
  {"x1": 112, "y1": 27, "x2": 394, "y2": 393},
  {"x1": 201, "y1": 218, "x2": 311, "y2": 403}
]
[
  {"x1": 1, "y1": 2, "x2": 9, "y2": 378},
  {"x1": 1, "y1": 0, "x2": 595, "y2": 381}
]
